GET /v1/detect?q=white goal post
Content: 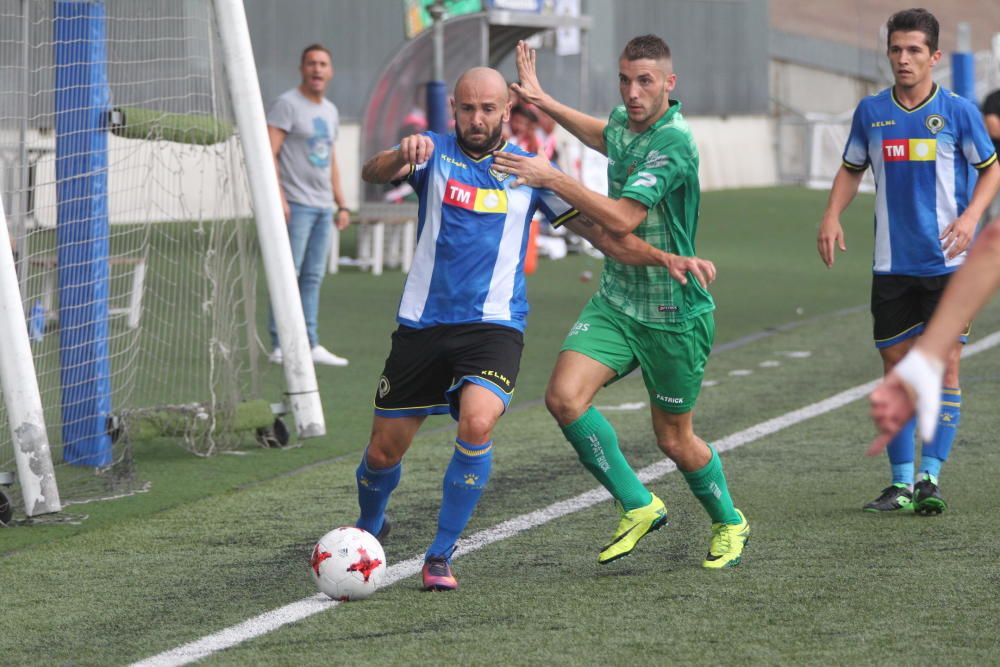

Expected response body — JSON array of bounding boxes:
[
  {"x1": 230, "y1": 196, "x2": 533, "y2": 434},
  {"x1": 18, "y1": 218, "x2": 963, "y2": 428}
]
[
  {"x1": 0, "y1": 194, "x2": 60, "y2": 517},
  {"x1": 213, "y1": 0, "x2": 325, "y2": 439}
]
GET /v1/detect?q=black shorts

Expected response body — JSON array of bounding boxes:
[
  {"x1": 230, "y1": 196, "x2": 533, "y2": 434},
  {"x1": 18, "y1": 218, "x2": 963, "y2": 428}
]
[
  {"x1": 871, "y1": 274, "x2": 970, "y2": 349},
  {"x1": 373, "y1": 323, "x2": 524, "y2": 420}
]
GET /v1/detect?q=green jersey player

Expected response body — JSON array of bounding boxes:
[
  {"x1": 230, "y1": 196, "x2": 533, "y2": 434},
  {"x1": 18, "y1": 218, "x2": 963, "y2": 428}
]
[{"x1": 494, "y1": 35, "x2": 749, "y2": 568}]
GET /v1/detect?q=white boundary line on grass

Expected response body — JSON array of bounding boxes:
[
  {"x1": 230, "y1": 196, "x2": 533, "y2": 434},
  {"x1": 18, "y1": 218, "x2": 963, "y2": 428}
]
[{"x1": 132, "y1": 330, "x2": 1000, "y2": 667}]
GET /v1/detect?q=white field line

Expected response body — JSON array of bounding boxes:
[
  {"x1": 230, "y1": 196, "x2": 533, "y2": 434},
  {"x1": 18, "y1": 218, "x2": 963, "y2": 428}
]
[{"x1": 131, "y1": 330, "x2": 1000, "y2": 667}]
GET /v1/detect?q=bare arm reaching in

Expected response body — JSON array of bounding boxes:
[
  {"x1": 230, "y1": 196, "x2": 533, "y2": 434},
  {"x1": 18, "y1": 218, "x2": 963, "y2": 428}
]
[
  {"x1": 869, "y1": 218, "x2": 1000, "y2": 453},
  {"x1": 565, "y1": 217, "x2": 716, "y2": 289}
]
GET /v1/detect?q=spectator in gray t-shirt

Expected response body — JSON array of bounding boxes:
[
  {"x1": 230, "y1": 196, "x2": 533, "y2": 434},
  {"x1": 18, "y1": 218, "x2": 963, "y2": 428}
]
[{"x1": 266, "y1": 44, "x2": 350, "y2": 367}]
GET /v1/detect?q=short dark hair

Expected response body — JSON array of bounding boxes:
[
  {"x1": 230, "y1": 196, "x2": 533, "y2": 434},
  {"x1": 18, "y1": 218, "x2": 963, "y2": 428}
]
[
  {"x1": 621, "y1": 34, "x2": 671, "y2": 62},
  {"x1": 886, "y1": 8, "x2": 939, "y2": 52},
  {"x1": 300, "y1": 44, "x2": 331, "y2": 64}
]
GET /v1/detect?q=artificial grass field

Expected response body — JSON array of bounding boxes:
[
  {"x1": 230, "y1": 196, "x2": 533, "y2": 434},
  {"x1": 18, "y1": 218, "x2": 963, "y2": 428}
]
[{"x1": 4, "y1": 186, "x2": 1000, "y2": 665}]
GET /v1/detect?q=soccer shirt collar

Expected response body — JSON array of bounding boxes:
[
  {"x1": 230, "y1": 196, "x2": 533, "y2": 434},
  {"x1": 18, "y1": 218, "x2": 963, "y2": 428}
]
[
  {"x1": 647, "y1": 99, "x2": 682, "y2": 132},
  {"x1": 620, "y1": 100, "x2": 681, "y2": 143},
  {"x1": 891, "y1": 83, "x2": 939, "y2": 113}
]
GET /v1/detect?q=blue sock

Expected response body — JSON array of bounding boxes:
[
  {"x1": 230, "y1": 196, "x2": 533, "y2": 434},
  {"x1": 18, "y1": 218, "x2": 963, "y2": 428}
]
[
  {"x1": 426, "y1": 439, "x2": 493, "y2": 561},
  {"x1": 355, "y1": 447, "x2": 401, "y2": 536},
  {"x1": 920, "y1": 387, "x2": 960, "y2": 482},
  {"x1": 886, "y1": 417, "x2": 916, "y2": 486},
  {"x1": 920, "y1": 456, "x2": 943, "y2": 481}
]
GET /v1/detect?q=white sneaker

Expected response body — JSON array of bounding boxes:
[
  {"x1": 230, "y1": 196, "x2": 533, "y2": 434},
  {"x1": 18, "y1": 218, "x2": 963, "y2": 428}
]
[
  {"x1": 268, "y1": 347, "x2": 283, "y2": 364},
  {"x1": 312, "y1": 345, "x2": 349, "y2": 367}
]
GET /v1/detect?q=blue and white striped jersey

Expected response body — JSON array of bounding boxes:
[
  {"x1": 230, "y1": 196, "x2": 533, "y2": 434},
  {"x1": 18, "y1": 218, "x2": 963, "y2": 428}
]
[
  {"x1": 398, "y1": 132, "x2": 578, "y2": 331},
  {"x1": 843, "y1": 84, "x2": 997, "y2": 276}
]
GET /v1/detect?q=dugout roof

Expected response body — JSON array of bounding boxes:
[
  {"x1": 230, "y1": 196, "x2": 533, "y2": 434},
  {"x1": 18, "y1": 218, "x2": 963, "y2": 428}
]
[{"x1": 360, "y1": 9, "x2": 592, "y2": 209}]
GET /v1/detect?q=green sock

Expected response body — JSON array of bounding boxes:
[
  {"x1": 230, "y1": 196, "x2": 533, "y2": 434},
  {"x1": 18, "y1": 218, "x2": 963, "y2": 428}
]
[
  {"x1": 682, "y1": 446, "x2": 741, "y2": 524},
  {"x1": 562, "y1": 407, "x2": 652, "y2": 511}
]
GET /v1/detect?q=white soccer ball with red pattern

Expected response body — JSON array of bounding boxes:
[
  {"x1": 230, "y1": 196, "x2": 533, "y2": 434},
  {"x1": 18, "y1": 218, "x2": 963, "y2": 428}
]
[{"x1": 310, "y1": 526, "x2": 387, "y2": 601}]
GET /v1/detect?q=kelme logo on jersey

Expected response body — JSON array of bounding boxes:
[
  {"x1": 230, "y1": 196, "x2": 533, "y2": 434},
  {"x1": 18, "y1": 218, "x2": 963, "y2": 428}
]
[
  {"x1": 925, "y1": 114, "x2": 945, "y2": 135},
  {"x1": 882, "y1": 138, "x2": 936, "y2": 162},
  {"x1": 441, "y1": 154, "x2": 468, "y2": 169},
  {"x1": 443, "y1": 179, "x2": 508, "y2": 213}
]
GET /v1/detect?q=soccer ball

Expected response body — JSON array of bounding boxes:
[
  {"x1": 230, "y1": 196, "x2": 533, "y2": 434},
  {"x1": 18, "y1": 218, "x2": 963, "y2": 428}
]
[{"x1": 310, "y1": 526, "x2": 387, "y2": 601}]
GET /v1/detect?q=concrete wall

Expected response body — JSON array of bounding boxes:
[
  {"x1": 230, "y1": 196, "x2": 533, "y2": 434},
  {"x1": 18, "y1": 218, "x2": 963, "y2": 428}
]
[{"x1": 244, "y1": 0, "x2": 770, "y2": 119}]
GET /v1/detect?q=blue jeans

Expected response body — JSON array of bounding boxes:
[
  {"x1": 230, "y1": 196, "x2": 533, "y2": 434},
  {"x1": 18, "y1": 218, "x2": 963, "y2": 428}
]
[{"x1": 269, "y1": 202, "x2": 333, "y2": 348}]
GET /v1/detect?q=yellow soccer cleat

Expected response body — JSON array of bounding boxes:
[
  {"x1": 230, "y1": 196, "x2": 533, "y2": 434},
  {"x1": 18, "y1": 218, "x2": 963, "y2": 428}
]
[
  {"x1": 598, "y1": 494, "x2": 668, "y2": 564},
  {"x1": 702, "y1": 508, "x2": 750, "y2": 569}
]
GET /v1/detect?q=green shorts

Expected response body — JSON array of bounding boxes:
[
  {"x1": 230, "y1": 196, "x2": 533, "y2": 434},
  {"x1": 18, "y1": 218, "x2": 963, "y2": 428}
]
[{"x1": 561, "y1": 295, "x2": 715, "y2": 413}]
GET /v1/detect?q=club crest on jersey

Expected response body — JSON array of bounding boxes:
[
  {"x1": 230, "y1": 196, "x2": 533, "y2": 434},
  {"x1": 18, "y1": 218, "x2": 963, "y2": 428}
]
[
  {"x1": 925, "y1": 114, "x2": 945, "y2": 135},
  {"x1": 443, "y1": 178, "x2": 508, "y2": 213},
  {"x1": 489, "y1": 166, "x2": 510, "y2": 182}
]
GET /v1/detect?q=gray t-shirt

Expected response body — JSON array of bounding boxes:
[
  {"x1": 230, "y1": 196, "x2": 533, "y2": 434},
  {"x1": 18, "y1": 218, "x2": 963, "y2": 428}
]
[{"x1": 267, "y1": 87, "x2": 340, "y2": 208}]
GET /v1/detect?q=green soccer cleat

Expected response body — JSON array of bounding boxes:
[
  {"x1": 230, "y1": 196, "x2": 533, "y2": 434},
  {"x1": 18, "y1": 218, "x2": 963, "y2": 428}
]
[
  {"x1": 702, "y1": 508, "x2": 750, "y2": 569},
  {"x1": 863, "y1": 483, "x2": 914, "y2": 513},
  {"x1": 912, "y1": 473, "x2": 947, "y2": 516},
  {"x1": 598, "y1": 494, "x2": 668, "y2": 564}
]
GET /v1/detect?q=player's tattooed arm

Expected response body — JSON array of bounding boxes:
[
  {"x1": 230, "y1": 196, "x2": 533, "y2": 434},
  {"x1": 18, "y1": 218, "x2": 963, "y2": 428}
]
[
  {"x1": 563, "y1": 217, "x2": 716, "y2": 288},
  {"x1": 362, "y1": 134, "x2": 434, "y2": 184}
]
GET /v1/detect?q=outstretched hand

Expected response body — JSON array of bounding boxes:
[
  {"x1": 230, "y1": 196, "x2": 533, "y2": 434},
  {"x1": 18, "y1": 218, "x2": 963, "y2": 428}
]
[
  {"x1": 867, "y1": 372, "x2": 918, "y2": 456},
  {"x1": 492, "y1": 151, "x2": 555, "y2": 188},
  {"x1": 509, "y1": 40, "x2": 546, "y2": 106},
  {"x1": 663, "y1": 254, "x2": 716, "y2": 289},
  {"x1": 867, "y1": 348, "x2": 944, "y2": 456}
]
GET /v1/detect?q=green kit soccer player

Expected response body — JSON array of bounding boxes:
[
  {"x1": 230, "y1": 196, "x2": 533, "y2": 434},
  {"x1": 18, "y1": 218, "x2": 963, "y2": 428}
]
[{"x1": 494, "y1": 35, "x2": 749, "y2": 568}]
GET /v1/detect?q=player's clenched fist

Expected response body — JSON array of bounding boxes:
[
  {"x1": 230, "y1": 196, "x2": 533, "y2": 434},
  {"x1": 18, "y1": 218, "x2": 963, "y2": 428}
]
[{"x1": 398, "y1": 134, "x2": 435, "y2": 166}]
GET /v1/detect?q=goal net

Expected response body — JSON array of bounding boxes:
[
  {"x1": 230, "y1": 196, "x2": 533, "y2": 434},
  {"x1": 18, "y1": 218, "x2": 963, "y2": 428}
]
[{"x1": 0, "y1": 0, "x2": 269, "y2": 511}]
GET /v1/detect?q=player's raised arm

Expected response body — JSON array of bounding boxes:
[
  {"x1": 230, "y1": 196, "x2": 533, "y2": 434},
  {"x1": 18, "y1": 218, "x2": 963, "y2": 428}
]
[
  {"x1": 510, "y1": 40, "x2": 607, "y2": 155},
  {"x1": 817, "y1": 165, "x2": 864, "y2": 268},
  {"x1": 362, "y1": 133, "x2": 435, "y2": 184}
]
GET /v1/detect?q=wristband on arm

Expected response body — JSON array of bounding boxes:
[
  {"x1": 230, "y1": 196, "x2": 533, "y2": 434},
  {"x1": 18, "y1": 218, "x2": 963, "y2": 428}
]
[{"x1": 894, "y1": 348, "x2": 945, "y2": 442}]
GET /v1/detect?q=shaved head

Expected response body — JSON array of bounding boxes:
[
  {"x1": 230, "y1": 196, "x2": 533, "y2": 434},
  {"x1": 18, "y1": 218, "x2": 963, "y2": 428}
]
[
  {"x1": 451, "y1": 67, "x2": 510, "y2": 156},
  {"x1": 454, "y1": 67, "x2": 509, "y2": 104}
]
